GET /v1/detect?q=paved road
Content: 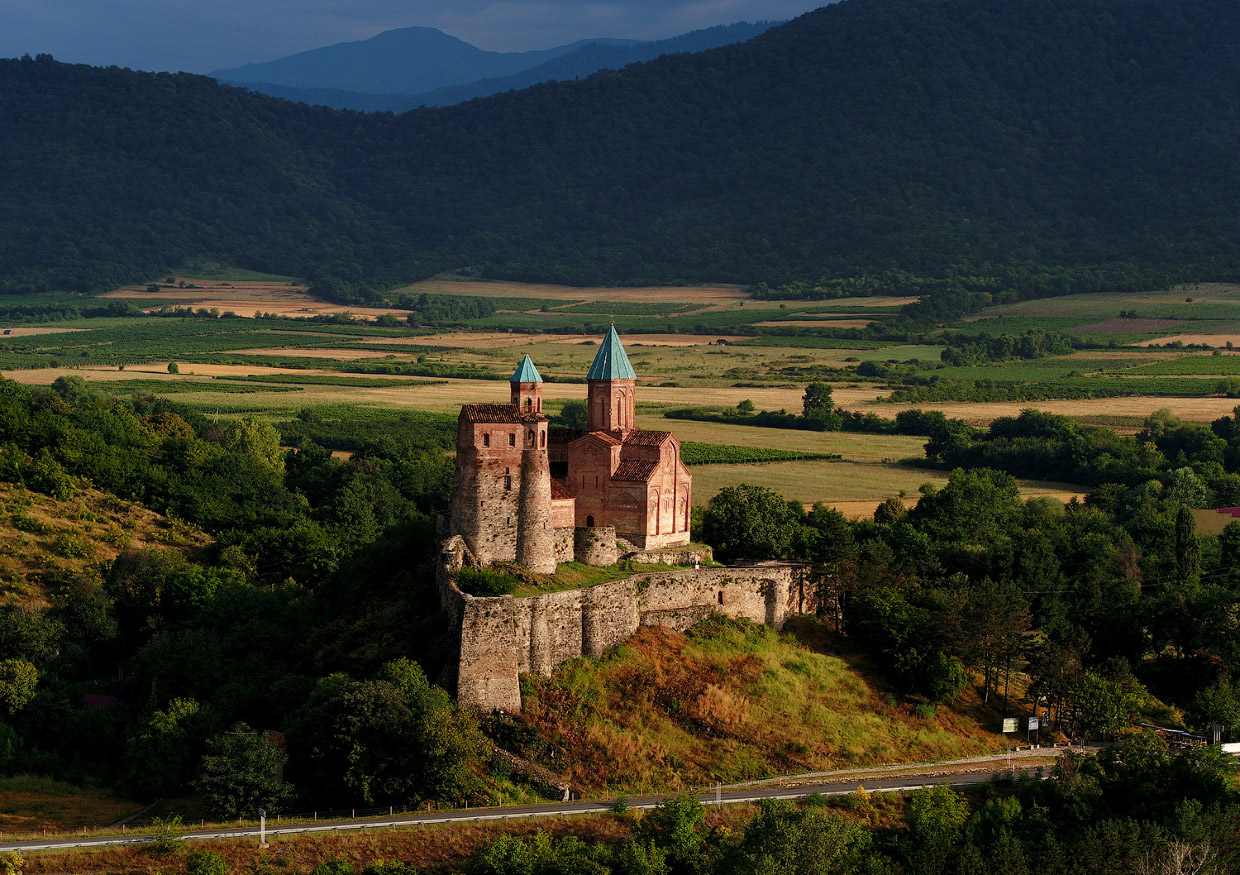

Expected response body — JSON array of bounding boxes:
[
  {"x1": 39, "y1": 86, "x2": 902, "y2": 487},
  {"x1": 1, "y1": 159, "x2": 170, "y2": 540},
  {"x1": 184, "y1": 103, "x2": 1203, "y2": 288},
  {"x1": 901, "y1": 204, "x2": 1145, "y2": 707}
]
[{"x1": 0, "y1": 767, "x2": 1021, "y2": 854}]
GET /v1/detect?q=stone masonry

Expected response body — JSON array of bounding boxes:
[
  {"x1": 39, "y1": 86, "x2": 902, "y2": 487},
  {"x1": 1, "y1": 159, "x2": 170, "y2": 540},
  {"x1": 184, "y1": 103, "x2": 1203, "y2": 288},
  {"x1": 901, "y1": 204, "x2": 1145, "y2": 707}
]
[{"x1": 438, "y1": 535, "x2": 816, "y2": 712}]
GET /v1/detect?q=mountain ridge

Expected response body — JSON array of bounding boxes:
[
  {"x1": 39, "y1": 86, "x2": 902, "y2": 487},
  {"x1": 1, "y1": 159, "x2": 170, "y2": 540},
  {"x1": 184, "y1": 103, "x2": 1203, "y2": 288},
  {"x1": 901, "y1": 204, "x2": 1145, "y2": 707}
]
[
  {"x1": 209, "y1": 26, "x2": 639, "y2": 96},
  {"x1": 219, "y1": 22, "x2": 781, "y2": 111},
  {"x1": 3, "y1": 0, "x2": 1240, "y2": 294}
]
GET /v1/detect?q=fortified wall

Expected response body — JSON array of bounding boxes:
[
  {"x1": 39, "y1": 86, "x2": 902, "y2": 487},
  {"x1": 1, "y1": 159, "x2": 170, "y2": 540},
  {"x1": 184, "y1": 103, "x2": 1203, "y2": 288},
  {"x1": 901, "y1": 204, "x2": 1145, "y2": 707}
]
[{"x1": 437, "y1": 536, "x2": 817, "y2": 712}]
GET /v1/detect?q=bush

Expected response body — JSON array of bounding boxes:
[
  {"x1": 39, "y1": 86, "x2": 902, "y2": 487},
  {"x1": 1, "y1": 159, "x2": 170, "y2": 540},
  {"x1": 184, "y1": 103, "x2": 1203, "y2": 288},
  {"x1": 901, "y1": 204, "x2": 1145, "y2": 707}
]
[
  {"x1": 168, "y1": 362, "x2": 179, "y2": 374},
  {"x1": 186, "y1": 849, "x2": 231, "y2": 875}
]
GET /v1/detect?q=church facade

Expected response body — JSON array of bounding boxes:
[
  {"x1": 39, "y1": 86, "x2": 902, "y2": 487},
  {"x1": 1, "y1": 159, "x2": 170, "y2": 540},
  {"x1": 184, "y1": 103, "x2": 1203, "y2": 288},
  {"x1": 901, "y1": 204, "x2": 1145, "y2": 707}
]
[{"x1": 449, "y1": 327, "x2": 692, "y2": 573}]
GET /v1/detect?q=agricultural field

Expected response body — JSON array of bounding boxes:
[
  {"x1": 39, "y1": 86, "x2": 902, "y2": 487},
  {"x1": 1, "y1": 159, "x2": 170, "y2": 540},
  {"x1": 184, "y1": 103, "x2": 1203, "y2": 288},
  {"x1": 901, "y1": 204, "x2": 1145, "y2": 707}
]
[{"x1": 13, "y1": 272, "x2": 1240, "y2": 513}]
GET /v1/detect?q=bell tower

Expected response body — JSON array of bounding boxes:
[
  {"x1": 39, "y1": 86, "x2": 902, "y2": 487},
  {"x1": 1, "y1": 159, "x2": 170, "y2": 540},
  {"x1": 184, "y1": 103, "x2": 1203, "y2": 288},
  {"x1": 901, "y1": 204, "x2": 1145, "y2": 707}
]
[
  {"x1": 586, "y1": 326, "x2": 637, "y2": 435},
  {"x1": 510, "y1": 355, "x2": 543, "y2": 415}
]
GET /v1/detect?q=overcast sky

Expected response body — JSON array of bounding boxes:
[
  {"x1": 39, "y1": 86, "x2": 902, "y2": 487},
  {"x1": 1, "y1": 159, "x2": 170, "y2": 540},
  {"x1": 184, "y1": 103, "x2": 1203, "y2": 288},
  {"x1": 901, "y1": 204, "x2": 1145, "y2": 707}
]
[{"x1": 1, "y1": 0, "x2": 828, "y2": 75}]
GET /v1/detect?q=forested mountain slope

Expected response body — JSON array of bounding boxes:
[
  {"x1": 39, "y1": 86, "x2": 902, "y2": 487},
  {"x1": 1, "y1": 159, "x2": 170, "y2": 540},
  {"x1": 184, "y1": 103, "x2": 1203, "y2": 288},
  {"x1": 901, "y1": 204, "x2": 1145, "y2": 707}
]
[{"x1": 4, "y1": 0, "x2": 1240, "y2": 294}]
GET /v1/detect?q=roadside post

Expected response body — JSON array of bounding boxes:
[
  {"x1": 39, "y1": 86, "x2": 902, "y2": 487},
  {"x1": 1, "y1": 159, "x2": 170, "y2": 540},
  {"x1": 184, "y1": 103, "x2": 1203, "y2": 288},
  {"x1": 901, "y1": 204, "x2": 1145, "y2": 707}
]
[{"x1": 259, "y1": 809, "x2": 267, "y2": 848}]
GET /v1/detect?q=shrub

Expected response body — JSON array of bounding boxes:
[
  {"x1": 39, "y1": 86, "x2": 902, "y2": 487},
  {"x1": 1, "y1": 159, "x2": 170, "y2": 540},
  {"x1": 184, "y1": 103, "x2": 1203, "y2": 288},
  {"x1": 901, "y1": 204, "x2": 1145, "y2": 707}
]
[{"x1": 186, "y1": 849, "x2": 231, "y2": 875}]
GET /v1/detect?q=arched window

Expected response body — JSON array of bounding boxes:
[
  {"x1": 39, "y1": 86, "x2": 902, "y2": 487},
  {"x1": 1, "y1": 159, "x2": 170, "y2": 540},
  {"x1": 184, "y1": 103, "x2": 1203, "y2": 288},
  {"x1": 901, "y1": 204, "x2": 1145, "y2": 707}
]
[
  {"x1": 540, "y1": 431, "x2": 546, "y2": 448},
  {"x1": 525, "y1": 398, "x2": 532, "y2": 411},
  {"x1": 528, "y1": 429, "x2": 535, "y2": 445},
  {"x1": 586, "y1": 515, "x2": 595, "y2": 527}
]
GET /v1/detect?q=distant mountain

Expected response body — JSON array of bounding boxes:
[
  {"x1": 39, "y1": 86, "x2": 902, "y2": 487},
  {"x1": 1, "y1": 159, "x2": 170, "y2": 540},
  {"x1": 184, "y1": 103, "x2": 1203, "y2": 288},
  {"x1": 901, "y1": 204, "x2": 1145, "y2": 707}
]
[
  {"x1": 209, "y1": 26, "x2": 638, "y2": 96},
  {"x1": 224, "y1": 22, "x2": 782, "y2": 112},
  {"x1": 394, "y1": 21, "x2": 782, "y2": 109},
  {"x1": 5, "y1": 0, "x2": 1240, "y2": 295}
]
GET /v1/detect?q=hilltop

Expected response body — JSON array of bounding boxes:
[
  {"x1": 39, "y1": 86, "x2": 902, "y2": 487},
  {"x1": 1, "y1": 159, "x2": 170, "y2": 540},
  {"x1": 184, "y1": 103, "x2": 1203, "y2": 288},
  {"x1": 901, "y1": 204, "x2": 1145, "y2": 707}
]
[
  {"x1": 3, "y1": 0, "x2": 1240, "y2": 292},
  {"x1": 217, "y1": 22, "x2": 779, "y2": 111}
]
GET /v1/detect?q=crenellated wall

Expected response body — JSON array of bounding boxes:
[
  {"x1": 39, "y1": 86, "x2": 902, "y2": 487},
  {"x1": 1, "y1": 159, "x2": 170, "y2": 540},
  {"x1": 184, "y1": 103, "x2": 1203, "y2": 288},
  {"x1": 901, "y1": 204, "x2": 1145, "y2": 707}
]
[{"x1": 442, "y1": 539, "x2": 815, "y2": 711}]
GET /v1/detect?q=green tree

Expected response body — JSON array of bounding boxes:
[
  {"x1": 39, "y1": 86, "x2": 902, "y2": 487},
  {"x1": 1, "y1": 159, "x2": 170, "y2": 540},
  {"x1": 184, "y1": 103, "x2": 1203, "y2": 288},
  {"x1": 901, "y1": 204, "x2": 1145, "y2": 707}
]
[
  {"x1": 214, "y1": 417, "x2": 285, "y2": 474},
  {"x1": 167, "y1": 362, "x2": 179, "y2": 374},
  {"x1": 196, "y1": 723, "x2": 293, "y2": 818},
  {"x1": 0, "y1": 660, "x2": 37, "y2": 715},
  {"x1": 802, "y1": 382, "x2": 840, "y2": 429},
  {"x1": 904, "y1": 784, "x2": 969, "y2": 875},
  {"x1": 1073, "y1": 671, "x2": 1135, "y2": 741},
  {"x1": 701, "y1": 484, "x2": 805, "y2": 563},
  {"x1": 124, "y1": 697, "x2": 209, "y2": 797},
  {"x1": 730, "y1": 798, "x2": 869, "y2": 875}
]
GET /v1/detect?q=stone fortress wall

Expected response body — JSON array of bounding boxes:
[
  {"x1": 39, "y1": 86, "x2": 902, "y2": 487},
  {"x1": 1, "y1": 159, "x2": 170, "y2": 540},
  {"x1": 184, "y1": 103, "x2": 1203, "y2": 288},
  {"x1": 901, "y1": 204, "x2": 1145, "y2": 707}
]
[{"x1": 437, "y1": 536, "x2": 816, "y2": 712}]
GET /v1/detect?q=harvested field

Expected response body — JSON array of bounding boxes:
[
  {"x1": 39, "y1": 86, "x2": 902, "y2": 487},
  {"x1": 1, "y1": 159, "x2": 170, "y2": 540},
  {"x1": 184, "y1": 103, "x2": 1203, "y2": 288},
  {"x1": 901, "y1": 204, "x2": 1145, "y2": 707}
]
[
  {"x1": 648, "y1": 417, "x2": 927, "y2": 463},
  {"x1": 689, "y1": 459, "x2": 949, "y2": 507},
  {"x1": 868, "y1": 395, "x2": 1240, "y2": 426},
  {"x1": 103, "y1": 278, "x2": 416, "y2": 320},
  {"x1": 363, "y1": 332, "x2": 746, "y2": 349},
  {"x1": 1074, "y1": 317, "x2": 1184, "y2": 333},
  {"x1": 753, "y1": 318, "x2": 875, "y2": 328},
  {"x1": 1133, "y1": 333, "x2": 1240, "y2": 347},
  {"x1": 395, "y1": 277, "x2": 747, "y2": 306}
]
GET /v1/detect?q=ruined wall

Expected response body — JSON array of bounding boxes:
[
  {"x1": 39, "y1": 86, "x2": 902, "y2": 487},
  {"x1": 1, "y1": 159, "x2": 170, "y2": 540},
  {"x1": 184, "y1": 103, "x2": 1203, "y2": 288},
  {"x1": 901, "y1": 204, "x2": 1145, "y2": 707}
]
[{"x1": 443, "y1": 556, "x2": 815, "y2": 711}]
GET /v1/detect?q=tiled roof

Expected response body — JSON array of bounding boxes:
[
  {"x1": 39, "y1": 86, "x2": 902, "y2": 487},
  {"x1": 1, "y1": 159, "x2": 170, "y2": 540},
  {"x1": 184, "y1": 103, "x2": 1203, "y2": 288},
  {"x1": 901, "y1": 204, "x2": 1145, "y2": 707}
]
[
  {"x1": 586, "y1": 326, "x2": 637, "y2": 381},
  {"x1": 510, "y1": 355, "x2": 543, "y2": 383},
  {"x1": 461, "y1": 401, "x2": 538, "y2": 421},
  {"x1": 573, "y1": 431, "x2": 622, "y2": 447},
  {"x1": 550, "y1": 479, "x2": 574, "y2": 500},
  {"x1": 623, "y1": 429, "x2": 672, "y2": 446},
  {"x1": 612, "y1": 459, "x2": 659, "y2": 482}
]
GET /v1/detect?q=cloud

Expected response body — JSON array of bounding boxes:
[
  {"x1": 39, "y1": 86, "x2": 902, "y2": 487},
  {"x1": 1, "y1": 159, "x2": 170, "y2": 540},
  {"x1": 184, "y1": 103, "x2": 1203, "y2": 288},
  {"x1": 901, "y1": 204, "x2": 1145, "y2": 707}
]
[{"x1": 0, "y1": 0, "x2": 827, "y2": 73}]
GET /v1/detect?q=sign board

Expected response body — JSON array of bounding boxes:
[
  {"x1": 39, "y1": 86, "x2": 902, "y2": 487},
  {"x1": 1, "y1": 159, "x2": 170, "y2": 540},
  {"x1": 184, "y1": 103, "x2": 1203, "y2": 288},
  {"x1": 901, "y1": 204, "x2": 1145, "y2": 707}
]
[
  {"x1": 1027, "y1": 717, "x2": 1040, "y2": 731},
  {"x1": 1001, "y1": 718, "x2": 1018, "y2": 733}
]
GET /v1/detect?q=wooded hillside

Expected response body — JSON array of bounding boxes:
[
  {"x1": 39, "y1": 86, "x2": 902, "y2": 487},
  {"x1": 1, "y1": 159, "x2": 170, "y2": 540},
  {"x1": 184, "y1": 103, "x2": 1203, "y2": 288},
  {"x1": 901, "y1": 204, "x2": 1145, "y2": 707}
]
[{"x1": 3, "y1": 0, "x2": 1240, "y2": 293}]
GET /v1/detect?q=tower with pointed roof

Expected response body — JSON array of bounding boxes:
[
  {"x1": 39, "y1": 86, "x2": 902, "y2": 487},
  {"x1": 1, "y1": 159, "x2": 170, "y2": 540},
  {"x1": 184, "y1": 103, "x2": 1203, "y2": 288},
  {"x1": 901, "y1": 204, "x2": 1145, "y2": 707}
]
[
  {"x1": 586, "y1": 325, "x2": 637, "y2": 435},
  {"x1": 511, "y1": 354, "x2": 543, "y2": 414}
]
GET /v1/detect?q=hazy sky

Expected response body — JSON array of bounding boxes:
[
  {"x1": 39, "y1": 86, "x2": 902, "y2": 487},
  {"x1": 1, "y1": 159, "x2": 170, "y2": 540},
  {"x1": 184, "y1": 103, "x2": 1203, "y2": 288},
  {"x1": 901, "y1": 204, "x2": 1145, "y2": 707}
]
[{"x1": 2, "y1": 0, "x2": 828, "y2": 75}]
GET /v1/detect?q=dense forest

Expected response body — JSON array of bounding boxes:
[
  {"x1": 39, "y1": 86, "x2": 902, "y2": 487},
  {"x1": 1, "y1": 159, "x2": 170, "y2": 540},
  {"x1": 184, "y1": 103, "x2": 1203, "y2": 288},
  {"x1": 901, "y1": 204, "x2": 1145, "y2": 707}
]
[{"x1": 5, "y1": 0, "x2": 1240, "y2": 296}]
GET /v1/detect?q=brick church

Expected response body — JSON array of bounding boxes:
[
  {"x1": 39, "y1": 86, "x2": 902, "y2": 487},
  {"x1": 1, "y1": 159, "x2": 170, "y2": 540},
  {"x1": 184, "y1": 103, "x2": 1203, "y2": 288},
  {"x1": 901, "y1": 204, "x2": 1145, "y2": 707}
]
[{"x1": 449, "y1": 327, "x2": 692, "y2": 573}]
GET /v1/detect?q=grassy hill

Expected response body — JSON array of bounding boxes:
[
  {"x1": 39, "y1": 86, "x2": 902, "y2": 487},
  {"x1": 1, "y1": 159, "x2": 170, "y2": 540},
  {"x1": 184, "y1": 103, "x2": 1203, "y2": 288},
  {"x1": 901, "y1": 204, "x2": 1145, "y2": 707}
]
[
  {"x1": 0, "y1": 483, "x2": 207, "y2": 610},
  {"x1": 511, "y1": 615, "x2": 998, "y2": 794},
  {"x1": 4, "y1": 0, "x2": 1240, "y2": 293}
]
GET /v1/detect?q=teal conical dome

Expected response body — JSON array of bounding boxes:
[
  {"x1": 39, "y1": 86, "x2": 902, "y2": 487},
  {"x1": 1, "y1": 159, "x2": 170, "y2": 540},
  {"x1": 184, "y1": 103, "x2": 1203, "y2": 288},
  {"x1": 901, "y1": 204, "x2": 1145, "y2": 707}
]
[
  {"x1": 586, "y1": 326, "x2": 637, "y2": 380},
  {"x1": 510, "y1": 355, "x2": 543, "y2": 383}
]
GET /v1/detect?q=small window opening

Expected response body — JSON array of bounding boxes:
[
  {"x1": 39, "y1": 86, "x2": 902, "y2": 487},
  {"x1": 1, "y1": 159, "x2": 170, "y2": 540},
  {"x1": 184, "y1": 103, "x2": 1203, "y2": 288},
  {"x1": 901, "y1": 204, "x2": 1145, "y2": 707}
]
[
  {"x1": 508, "y1": 433, "x2": 515, "y2": 446},
  {"x1": 586, "y1": 515, "x2": 595, "y2": 527},
  {"x1": 525, "y1": 398, "x2": 531, "y2": 410},
  {"x1": 483, "y1": 433, "x2": 490, "y2": 447},
  {"x1": 540, "y1": 431, "x2": 546, "y2": 448},
  {"x1": 504, "y1": 475, "x2": 512, "y2": 491},
  {"x1": 718, "y1": 591, "x2": 724, "y2": 605}
]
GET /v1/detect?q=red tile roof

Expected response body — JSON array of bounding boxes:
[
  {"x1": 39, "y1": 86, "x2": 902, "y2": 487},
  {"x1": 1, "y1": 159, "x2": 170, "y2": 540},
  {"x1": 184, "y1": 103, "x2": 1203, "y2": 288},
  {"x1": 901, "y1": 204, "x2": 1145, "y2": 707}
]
[
  {"x1": 550, "y1": 479, "x2": 574, "y2": 500},
  {"x1": 460, "y1": 403, "x2": 543, "y2": 424},
  {"x1": 612, "y1": 459, "x2": 660, "y2": 482},
  {"x1": 623, "y1": 429, "x2": 672, "y2": 446},
  {"x1": 573, "y1": 431, "x2": 622, "y2": 447}
]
